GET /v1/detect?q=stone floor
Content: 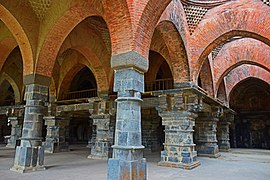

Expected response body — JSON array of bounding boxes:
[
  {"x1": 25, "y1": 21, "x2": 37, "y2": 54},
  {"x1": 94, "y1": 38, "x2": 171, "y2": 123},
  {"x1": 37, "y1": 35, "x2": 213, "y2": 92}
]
[{"x1": 0, "y1": 145, "x2": 270, "y2": 180}]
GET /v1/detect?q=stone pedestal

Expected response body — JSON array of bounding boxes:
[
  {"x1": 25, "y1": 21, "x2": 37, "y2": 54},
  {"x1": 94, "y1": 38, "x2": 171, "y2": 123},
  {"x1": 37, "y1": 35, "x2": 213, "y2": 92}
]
[
  {"x1": 88, "y1": 114, "x2": 111, "y2": 160},
  {"x1": 11, "y1": 83, "x2": 48, "y2": 173},
  {"x1": 156, "y1": 92, "x2": 202, "y2": 170},
  {"x1": 6, "y1": 116, "x2": 23, "y2": 148},
  {"x1": 195, "y1": 107, "x2": 222, "y2": 158},
  {"x1": 108, "y1": 64, "x2": 147, "y2": 180},
  {"x1": 43, "y1": 116, "x2": 69, "y2": 153},
  {"x1": 217, "y1": 112, "x2": 234, "y2": 152}
]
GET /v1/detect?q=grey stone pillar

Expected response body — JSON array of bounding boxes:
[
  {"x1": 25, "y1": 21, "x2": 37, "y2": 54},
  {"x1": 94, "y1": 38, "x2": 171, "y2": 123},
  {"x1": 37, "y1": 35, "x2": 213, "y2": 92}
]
[
  {"x1": 11, "y1": 82, "x2": 48, "y2": 173},
  {"x1": 142, "y1": 109, "x2": 160, "y2": 153},
  {"x1": 108, "y1": 51, "x2": 148, "y2": 180},
  {"x1": 0, "y1": 116, "x2": 5, "y2": 144},
  {"x1": 43, "y1": 116, "x2": 69, "y2": 153},
  {"x1": 156, "y1": 92, "x2": 202, "y2": 170},
  {"x1": 6, "y1": 116, "x2": 23, "y2": 148},
  {"x1": 217, "y1": 112, "x2": 234, "y2": 152},
  {"x1": 87, "y1": 118, "x2": 94, "y2": 148},
  {"x1": 195, "y1": 107, "x2": 222, "y2": 158},
  {"x1": 88, "y1": 114, "x2": 111, "y2": 160}
]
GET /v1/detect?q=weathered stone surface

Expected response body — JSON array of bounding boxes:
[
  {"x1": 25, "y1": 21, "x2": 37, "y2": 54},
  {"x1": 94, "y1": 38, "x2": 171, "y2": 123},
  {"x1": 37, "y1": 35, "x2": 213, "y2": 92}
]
[
  {"x1": 194, "y1": 106, "x2": 222, "y2": 158},
  {"x1": 11, "y1": 84, "x2": 48, "y2": 173},
  {"x1": 6, "y1": 116, "x2": 23, "y2": 148},
  {"x1": 108, "y1": 67, "x2": 147, "y2": 179},
  {"x1": 43, "y1": 116, "x2": 70, "y2": 153},
  {"x1": 156, "y1": 90, "x2": 203, "y2": 170}
]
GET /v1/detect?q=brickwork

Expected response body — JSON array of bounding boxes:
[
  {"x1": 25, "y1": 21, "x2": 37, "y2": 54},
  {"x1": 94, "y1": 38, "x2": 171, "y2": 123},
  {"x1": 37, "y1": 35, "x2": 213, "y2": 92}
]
[
  {"x1": 213, "y1": 38, "x2": 270, "y2": 95},
  {"x1": 225, "y1": 65, "x2": 270, "y2": 98},
  {"x1": 190, "y1": 0, "x2": 270, "y2": 81},
  {"x1": 0, "y1": 0, "x2": 269, "y2": 178}
]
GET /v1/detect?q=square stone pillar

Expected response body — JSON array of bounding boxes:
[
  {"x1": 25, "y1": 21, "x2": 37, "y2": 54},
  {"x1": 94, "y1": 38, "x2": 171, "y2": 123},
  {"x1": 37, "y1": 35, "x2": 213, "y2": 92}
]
[
  {"x1": 217, "y1": 111, "x2": 234, "y2": 152},
  {"x1": 195, "y1": 106, "x2": 223, "y2": 158},
  {"x1": 156, "y1": 92, "x2": 202, "y2": 170},
  {"x1": 88, "y1": 99, "x2": 115, "y2": 159},
  {"x1": 142, "y1": 109, "x2": 160, "y2": 153},
  {"x1": 88, "y1": 113, "x2": 111, "y2": 160},
  {"x1": 43, "y1": 116, "x2": 70, "y2": 153},
  {"x1": 0, "y1": 116, "x2": 6, "y2": 143},
  {"x1": 11, "y1": 83, "x2": 48, "y2": 173},
  {"x1": 108, "y1": 51, "x2": 148, "y2": 180},
  {"x1": 87, "y1": 118, "x2": 94, "y2": 148},
  {"x1": 6, "y1": 116, "x2": 23, "y2": 148}
]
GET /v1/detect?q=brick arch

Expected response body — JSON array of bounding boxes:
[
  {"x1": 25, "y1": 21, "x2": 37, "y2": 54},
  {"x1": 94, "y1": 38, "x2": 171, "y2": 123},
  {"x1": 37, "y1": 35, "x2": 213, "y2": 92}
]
[
  {"x1": 0, "y1": 38, "x2": 17, "y2": 72},
  {"x1": 217, "y1": 80, "x2": 228, "y2": 105},
  {"x1": 225, "y1": 65, "x2": 270, "y2": 100},
  {"x1": 155, "y1": 20, "x2": 190, "y2": 82},
  {"x1": 36, "y1": 0, "x2": 132, "y2": 77},
  {"x1": 131, "y1": 0, "x2": 172, "y2": 57},
  {"x1": 0, "y1": 4, "x2": 34, "y2": 75},
  {"x1": 0, "y1": 72, "x2": 21, "y2": 103},
  {"x1": 190, "y1": 0, "x2": 270, "y2": 81},
  {"x1": 73, "y1": 47, "x2": 109, "y2": 92},
  {"x1": 58, "y1": 63, "x2": 85, "y2": 100},
  {"x1": 214, "y1": 38, "x2": 270, "y2": 94},
  {"x1": 57, "y1": 48, "x2": 108, "y2": 99},
  {"x1": 145, "y1": 51, "x2": 170, "y2": 81},
  {"x1": 199, "y1": 58, "x2": 214, "y2": 96}
]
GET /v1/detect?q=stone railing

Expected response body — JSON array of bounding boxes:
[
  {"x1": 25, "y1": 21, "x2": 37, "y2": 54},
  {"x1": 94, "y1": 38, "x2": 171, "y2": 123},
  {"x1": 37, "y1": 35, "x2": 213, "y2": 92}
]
[
  {"x1": 65, "y1": 89, "x2": 97, "y2": 100},
  {"x1": 145, "y1": 78, "x2": 174, "y2": 92}
]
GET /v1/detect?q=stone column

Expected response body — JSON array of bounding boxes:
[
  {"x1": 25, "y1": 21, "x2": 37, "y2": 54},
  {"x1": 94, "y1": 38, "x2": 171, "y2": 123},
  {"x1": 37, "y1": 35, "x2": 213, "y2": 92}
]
[
  {"x1": 11, "y1": 78, "x2": 49, "y2": 173},
  {"x1": 156, "y1": 91, "x2": 202, "y2": 170},
  {"x1": 87, "y1": 118, "x2": 94, "y2": 148},
  {"x1": 43, "y1": 116, "x2": 69, "y2": 153},
  {"x1": 217, "y1": 112, "x2": 234, "y2": 152},
  {"x1": 195, "y1": 106, "x2": 222, "y2": 158},
  {"x1": 142, "y1": 108, "x2": 160, "y2": 153},
  {"x1": 6, "y1": 116, "x2": 23, "y2": 148},
  {"x1": 0, "y1": 116, "x2": 6, "y2": 144},
  {"x1": 88, "y1": 113, "x2": 111, "y2": 160},
  {"x1": 108, "y1": 52, "x2": 148, "y2": 180}
]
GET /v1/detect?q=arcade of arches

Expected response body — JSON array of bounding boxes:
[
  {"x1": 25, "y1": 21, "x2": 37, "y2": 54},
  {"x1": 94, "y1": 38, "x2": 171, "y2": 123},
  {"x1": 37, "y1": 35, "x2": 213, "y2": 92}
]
[{"x1": 0, "y1": 0, "x2": 269, "y2": 179}]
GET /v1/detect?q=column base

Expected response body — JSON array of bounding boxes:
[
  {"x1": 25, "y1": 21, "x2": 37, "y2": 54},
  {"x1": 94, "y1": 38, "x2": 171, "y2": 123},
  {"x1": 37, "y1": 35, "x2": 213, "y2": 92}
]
[
  {"x1": 158, "y1": 160, "x2": 200, "y2": 170},
  {"x1": 88, "y1": 154, "x2": 108, "y2": 160},
  {"x1": 88, "y1": 141, "x2": 111, "y2": 160},
  {"x1": 44, "y1": 141, "x2": 69, "y2": 153},
  {"x1": 108, "y1": 158, "x2": 147, "y2": 180},
  {"x1": 219, "y1": 146, "x2": 231, "y2": 152},
  {"x1": 6, "y1": 144, "x2": 16, "y2": 148},
  {"x1": 10, "y1": 165, "x2": 46, "y2": 173},
  {"x1": 11, "y1": 146, "x2": 45, "y2": 173},
  {"x1": 197, "y1": 144, "x2": 220, "y2": 158}
]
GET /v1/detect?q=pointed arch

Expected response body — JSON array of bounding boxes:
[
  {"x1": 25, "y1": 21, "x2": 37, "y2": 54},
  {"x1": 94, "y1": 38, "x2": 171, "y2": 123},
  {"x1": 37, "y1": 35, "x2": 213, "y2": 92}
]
[
  {"x1": 0, "y1": 4, "x2": 34, "y2": 75},
  {"x1": 190, "y1": 0, "x2": 270, "y2": 81}
]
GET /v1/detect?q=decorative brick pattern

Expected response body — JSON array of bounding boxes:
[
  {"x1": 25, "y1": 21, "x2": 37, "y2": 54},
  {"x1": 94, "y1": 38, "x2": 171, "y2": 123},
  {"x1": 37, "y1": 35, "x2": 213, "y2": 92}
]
[
  {"x1": 183, "y1": 5, "x2": 208, "y2": 34},
  {"x1": 28, "y1": 0, "x2": 52, "y2": 21},
  {"x1": 261, "y1": 0, "x2": 270, "y2": 6}
]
